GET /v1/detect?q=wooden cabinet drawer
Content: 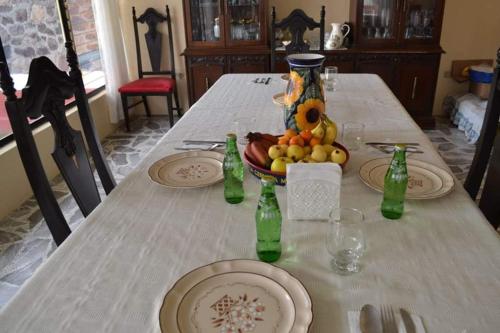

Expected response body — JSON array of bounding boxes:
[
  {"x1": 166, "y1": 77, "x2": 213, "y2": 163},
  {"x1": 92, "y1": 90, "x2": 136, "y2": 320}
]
[
  {"x1": 187, "y1": 56, "x2": 225, "y2": 103},
  {"x1": 228, "y1": 55, "x2": 269, "y2": 73}
]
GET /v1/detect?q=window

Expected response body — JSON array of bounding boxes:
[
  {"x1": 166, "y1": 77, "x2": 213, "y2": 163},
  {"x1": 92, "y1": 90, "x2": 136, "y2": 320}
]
[{"x1": 0, "y1": 0, "x2": 105, "y2": 144}]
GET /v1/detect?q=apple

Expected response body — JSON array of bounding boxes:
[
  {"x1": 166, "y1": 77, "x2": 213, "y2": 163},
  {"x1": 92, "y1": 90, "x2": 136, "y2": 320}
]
[
  {"x1": 303, "y1": 146, "x2": 312, "y2": 155},
  {"x1": 322, "y1": 144, "x2": 335, "y2": 155},
  {"x1": 287, "y1": 145, "x2": 305, "y2": 162},
  {"x1": 303, "y1": 155, "x2": 316, "y2": 163},
  {"x1": 311, "y1": 148, "x2": 327, "y2": 162},
  {"x1": 331, "y1": 149, "x2": 347, "y2": 164},
  {"x1": 279, "y1": 144, "x2": 289, "y2": 152},
  {"x1": 268, "y1": 145, "x2": 286, "y2": 160},
  {"x1": 271, "y1": 156, "x2": 293, "y2": 173}
]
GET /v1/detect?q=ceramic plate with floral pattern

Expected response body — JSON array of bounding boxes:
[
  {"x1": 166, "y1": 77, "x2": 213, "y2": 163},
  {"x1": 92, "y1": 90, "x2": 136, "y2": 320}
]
[
  {"x1": 148, "y1": 151, "x2": 224, "y2": 188},
  {"x1": 160, "y1": 260, "x2": 313, "y2": 333},
  {"x1": 359, "y1": 157, "x2": 455, "y2": 199}
]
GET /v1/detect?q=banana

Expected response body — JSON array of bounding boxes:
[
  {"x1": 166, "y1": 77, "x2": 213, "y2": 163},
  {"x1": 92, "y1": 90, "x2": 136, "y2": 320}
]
[
  {"x1": 248, "y1": 141, "x2": 271, "y2": 168},
  {"x1": 311, "y1": 121, "x2": 326, "y2": 139},
  {"x1": 322, "y1": 123, "x2": 337, "y2": 145}
]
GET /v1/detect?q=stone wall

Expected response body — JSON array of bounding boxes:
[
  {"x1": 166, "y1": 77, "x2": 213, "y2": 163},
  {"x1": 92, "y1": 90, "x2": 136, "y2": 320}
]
[{"x1": 0, "y1": 0, "x2": 101, "y2": 74}]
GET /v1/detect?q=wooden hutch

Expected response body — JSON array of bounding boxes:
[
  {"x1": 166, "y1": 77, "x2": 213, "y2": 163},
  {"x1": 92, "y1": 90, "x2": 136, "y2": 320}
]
[{"x1": 183, "y1": 0, "x2": 445, "y2": 128}]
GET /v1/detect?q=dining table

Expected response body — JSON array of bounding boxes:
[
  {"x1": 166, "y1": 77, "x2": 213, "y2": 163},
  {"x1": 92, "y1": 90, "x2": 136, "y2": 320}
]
[{"x1": 0, "y1": 73, "x2": 499, "y2": 333}]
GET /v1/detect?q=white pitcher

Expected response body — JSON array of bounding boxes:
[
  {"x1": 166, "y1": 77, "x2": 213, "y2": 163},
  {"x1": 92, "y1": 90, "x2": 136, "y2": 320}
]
[{"x1": 325, "y1": 23, "x2": 350, "y2": 50}]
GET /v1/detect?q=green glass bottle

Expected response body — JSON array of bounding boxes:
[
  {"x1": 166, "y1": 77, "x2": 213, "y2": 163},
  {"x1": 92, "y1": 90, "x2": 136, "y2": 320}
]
[
  {"x1": 381, "y1": 144, "x2": 408, "y2": 219},
  {"x1": 223, "y1": 133, "x2": 244, "y2": 204},
  {"x1": 256, "y1": 176, "x2": 282, "y2": 262}
]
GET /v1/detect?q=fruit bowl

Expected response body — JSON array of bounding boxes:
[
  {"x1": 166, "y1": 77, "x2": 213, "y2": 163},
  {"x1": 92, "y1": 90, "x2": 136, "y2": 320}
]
[
  {"x1": 244, "y1": 142, "x2": 350, "y2": 186},
  {"x1": 244, "y1": 152, "x2": 287, "y2": 186}
]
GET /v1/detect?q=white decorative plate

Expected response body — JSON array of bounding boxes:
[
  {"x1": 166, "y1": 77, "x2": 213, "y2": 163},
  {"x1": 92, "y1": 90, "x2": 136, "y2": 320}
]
[
  {"x1": 159, "y1": 260, "x2": 313, "y2": 333},
  {"x1": 273, "y1": 92, "x2": 285, "y2": 106},
  {"x1": 148, "y1": 151, "x2": 224, "y2": 188},
  {"x1": 359, "y1": 158, "x2": 455, "y2": 200}
]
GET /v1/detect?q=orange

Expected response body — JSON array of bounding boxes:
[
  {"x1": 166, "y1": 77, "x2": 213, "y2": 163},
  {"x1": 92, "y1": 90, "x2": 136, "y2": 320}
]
[
  {"x1": 284, "y1": 129, "x2": 297, "y2": 138},
  {"x1": 289, "y1": 135, "x2": 305, "y2": 147},
  {"x1": 299, "y1": 129, "x2": 312, "y2": 143},
  {"x1": 278, "y1": 136, "x2": 290, "y2": 145},
  {"x1": 309, "y1": 137, "x2": 322, "y2": 147}
]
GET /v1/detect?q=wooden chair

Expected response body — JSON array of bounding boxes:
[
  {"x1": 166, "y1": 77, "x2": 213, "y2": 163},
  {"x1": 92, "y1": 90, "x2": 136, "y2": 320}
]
[
  {"x1": 270, "y1": 6, "x2": 325, "y2": 72},
  {"x1": 119, "y1": 6, "x2": 182, "y2": 131},
  {"x1": 0, "y1": 1, "x2": 116, "y2": 245},
  {"x1": 464, "y1": 48, "x2": 500, "y2": 228},
  {"x1": 464, "y1": 49, "x2": 500, "y2": 200}
]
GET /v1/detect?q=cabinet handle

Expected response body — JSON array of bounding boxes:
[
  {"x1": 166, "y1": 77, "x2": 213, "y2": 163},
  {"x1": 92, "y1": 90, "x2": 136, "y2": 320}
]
[
  {"x1": 411, "y1": 76, "x2": 418, "y2": 100},
  {"x1": 205, "y1": 77, "x2": 210, "y2": 90}
]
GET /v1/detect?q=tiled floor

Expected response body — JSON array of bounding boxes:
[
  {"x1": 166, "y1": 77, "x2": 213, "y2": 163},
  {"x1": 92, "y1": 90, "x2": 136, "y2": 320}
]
[{"x1": 0, "y1": 116, "x2": 476, "y2": 308}]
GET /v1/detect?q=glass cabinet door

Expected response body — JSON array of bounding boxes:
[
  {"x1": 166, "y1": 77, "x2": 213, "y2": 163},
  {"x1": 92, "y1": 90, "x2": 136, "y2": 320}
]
[
  {"x1": 188, "y1": 0, "x2": 224, "y2": 45},
  {"x1": 360, "y1": 0, "x2": 399, "y2": 42},
  {"x1": 226, "y1": 0, "x2": 263, "y2": 45},
  {"x1": 403, "y1": 0, "x2": 439, "y2": 41}
]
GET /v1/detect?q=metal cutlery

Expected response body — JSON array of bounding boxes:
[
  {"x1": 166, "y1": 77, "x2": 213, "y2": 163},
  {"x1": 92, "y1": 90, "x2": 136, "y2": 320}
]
[
  {"x1": 175, "y1": 143, "x2": 222, "y2": 151},
  {"x1": 183, "y1": 140, "x2": 226, "y2": 145},
  {"x1": 375, "y1": 145, "x2": 424, "y2": 154},
  {"x1": 381, "y1": 305, "x2": 398, "y2": 333},
  {"x1": 253, "y1": 77, "x2": 270, "y2": 84},
  {"x1": 360, "y1": 304, "x2": 383, "y2": 333},
  {"x1": 366, "y1": 142, "x2": 420, "y2": 146},
  {"x1": 400, "y1": 308, "x2": 417, "y2": 333}
]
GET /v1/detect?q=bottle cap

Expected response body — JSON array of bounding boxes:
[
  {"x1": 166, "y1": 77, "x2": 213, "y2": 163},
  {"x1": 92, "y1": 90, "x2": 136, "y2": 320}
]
[
  {"x1": 260, "y1": 175, "x2": 276, "y2": 184},
  {"x1": 226, "y1": 133, "x2": 237, "y2": 140},
  {"x1": 394, "y1": 144, "x2": 406, "y2": 151}
]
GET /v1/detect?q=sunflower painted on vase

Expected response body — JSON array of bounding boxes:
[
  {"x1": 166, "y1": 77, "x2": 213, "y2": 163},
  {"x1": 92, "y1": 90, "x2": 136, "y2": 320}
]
[{"x1": 284, "y1": 54, "x2": 325, "y2": 132}]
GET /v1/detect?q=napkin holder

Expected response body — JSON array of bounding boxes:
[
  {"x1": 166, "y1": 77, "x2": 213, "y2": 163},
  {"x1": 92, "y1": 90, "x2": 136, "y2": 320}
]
[{"x1": 287, "y1": 163, "x2": 342, "y2": 220}]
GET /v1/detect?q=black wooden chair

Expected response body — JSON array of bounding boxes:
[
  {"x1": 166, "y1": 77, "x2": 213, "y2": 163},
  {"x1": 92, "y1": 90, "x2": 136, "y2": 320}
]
[
  {"x1": 270, "y1": 6, "x2": 325, "y2": 72},
  {"x1": 464, "y1": 48, "x2": 500, "y2": 228},
  {"x1": 118, "y1": 6, "x2": 182, "y2": 131},
  {"x1": 0, "y1": 2, "x2": 115, "y2": 246}
]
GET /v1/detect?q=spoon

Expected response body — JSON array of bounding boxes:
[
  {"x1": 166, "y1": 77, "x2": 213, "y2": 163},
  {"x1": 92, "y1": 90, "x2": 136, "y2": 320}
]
[{"x1": 360, "y1": 304, "x2": 383, "y2": 333}]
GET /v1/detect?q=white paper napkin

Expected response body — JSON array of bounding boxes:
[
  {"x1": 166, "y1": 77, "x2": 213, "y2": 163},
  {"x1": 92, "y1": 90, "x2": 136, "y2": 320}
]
[
  {"x1": 348, "y1": 310, "x2": 426, "y2": 333},
  {"x1": 286, "y1": 163, "x2": 342, "y2": 220}
]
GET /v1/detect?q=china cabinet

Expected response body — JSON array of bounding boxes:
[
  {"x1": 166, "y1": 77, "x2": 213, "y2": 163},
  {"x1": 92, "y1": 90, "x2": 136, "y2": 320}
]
[
  {"x1": 183, "y1": 0, "x2": 269, "y2": 104},
  {"x1": 350, "y1": 0, "x2": 445, "y2": 48}
]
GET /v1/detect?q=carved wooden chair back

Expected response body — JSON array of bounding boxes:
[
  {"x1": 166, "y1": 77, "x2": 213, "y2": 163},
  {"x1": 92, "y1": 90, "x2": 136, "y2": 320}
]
[
  {"x1": 119, "y1": 6, "x2": 181, "y2": 131},
  {"x1": 464, "y1": 49, "x2": 500, "y2": 201},
  {"x1": 271, "y1": 6, "x2": 325, "y2": 72},
  {"x1": 465, "y1": 48, "x2": 500, "y2": 229},
  {"x1": 133, "y1": 6, "x2": 176, "y2": 79},
  {"x1": 0, "y1": 1, "x2": 115, "y2": 245}
]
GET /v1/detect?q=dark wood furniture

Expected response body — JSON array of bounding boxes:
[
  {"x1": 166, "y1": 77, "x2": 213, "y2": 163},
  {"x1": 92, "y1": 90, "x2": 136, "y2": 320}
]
[
  {"x1": 270, "y1": 6, "x2": 325, "y2": 72},
  {"x1": 119, "y1": 6, "x2": 182, "y2": 131},
  {"x1": 465, "y1": 49, "x2": 500, "y2": 212},
  {"x1": 182, "y1": 0, "x2": 269, "y2": 104},
  {"x1": 184, "y1": 1, "x2": 444, "y2": 128},
  {"x1": 0, "y1": 1, "x2": 115, "y2": 245}
]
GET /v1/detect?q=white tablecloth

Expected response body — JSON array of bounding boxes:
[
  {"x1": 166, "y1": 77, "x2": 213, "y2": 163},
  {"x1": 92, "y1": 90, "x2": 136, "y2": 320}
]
[{"x1": 1, "y1": 74, "x2": 499, "y2": 333}]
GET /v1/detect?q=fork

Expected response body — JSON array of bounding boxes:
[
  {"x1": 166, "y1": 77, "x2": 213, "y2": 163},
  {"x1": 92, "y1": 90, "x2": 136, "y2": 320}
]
[{"x1": 381, "y1": 305, "x2": 398, "y2": 333}]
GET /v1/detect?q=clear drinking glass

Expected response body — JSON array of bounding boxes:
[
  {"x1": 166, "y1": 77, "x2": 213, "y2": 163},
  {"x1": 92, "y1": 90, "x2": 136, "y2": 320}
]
[
  {"x1": 324, "y1": 66, "x2": 338, "y2": 91},
  {"x1": 341, "y1": 122, "x2": 365, "y2": 151},
  {"x1": 326, "y1": 208, "x2": 365, "y2": 275},
  {"x1": 233, "y1": 117, "x2": 256, "y2": 145}
]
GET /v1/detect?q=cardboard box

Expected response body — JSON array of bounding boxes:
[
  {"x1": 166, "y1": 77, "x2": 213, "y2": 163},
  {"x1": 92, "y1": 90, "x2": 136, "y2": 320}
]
[{"x1": 470, "y1": 82, "x2": 491, "y2": 100}]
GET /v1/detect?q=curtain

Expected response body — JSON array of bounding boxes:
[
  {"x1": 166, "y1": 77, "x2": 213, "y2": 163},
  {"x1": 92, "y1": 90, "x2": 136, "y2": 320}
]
[{"x1": 91, "y1": 0, "x2": 130, "y2": 123}]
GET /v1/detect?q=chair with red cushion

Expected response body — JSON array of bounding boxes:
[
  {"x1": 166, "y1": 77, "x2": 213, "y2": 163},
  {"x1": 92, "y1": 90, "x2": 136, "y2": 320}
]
[{"x1": 119, "y1": 6, "x2": 182, "y2": 131}]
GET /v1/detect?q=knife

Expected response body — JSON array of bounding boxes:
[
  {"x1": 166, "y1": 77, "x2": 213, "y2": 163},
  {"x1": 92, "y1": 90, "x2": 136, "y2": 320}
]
[
  {"x1": 183, "y1": 140, "x2": 226, "y2": 145},
  {"x1": 360, "y1": 304, "x2": 383, "y2": 333},
  {"x1": 400, "y1": 308, "x2": 417, "y2": 333},
  {"x1": 365, "y1": 142, "x2": 420, "y2": 146}
]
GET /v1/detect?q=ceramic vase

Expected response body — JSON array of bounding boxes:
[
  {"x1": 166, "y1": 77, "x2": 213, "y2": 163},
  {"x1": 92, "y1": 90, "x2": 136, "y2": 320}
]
[{"x1": 284, "y1": 54, "x2": 326, "y2": 132}]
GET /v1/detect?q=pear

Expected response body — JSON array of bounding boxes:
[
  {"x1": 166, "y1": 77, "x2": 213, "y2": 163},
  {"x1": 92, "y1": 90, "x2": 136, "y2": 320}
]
[{"x1": 311, "y1": 121, "x2": 325, "y2": 139}]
